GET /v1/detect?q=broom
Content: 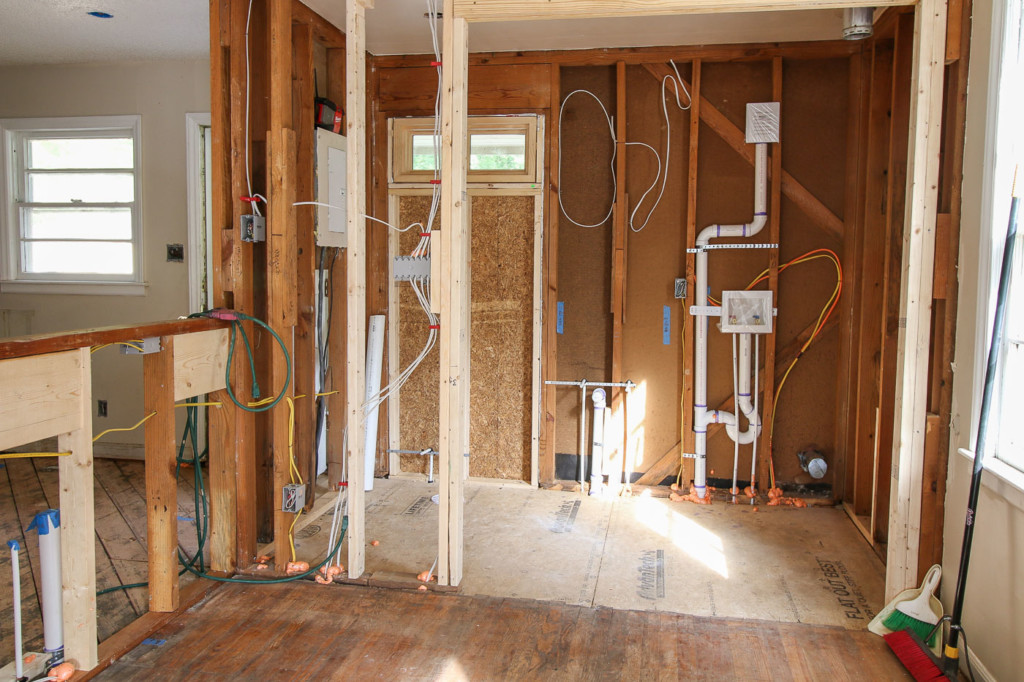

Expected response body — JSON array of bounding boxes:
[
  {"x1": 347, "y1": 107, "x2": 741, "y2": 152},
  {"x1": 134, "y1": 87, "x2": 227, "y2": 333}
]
[
  {"x1": 886, "y1": 168, "x2": 1020, "y2": 680},
  {"x1": 882, "y1": 564, "x2": 941, "y2": 645}
]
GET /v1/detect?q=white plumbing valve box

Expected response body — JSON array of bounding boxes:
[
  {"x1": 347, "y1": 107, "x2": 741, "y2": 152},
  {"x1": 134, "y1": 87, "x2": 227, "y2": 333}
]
[
  {"x1": 745, "y1": 102, "x2": 780, "y2": 144},
  {"x1": 721, "y1": 290, "x2": 774, "y2": 334}
]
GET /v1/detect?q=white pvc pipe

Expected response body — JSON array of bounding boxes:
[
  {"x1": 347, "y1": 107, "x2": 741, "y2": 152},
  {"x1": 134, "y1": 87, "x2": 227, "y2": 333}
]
[
  {"x1": 693, "y1": 143, "x2": 768, "y2": 498},
  {"x1": 751, "y1": 334, "x2": 760, "y2": 490},
  {"x1": 27, "y1": 510, "x2": 62, "y2": 662},
  {"x1": 731, "y1": 334, "x2": 741, "y2": 495},
  {"x1": 363, "y1": 315, "x2": 386, "y2": 492},
  {"x1": 590, "y1": 388, "x2": 606, "y2": 496},
  {"x1": 9, "y1": 540, "x2": 23, "y2": 679}
]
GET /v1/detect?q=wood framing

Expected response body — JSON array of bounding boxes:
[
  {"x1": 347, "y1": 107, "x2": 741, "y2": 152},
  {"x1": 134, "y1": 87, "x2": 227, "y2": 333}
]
[
  {"x1": 345, "y1": 0, "x2": 370, "y2": 579},
  {"x1": 144, "y1": 337, "x2": 179, "y2": 613},
  {"x1": 438, "y1": 0, "x2": 470, "y2": 586},
  {"x1": 451, "y1": 0, "x2": 913, "y2": 22},
  {"x1": 886, "y1": 0, "x2": 948, "y2": 601}
]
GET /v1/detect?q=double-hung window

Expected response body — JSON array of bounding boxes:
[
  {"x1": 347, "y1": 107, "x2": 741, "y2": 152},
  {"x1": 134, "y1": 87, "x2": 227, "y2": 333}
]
[
  {"x1": 987, "y1": 0, "x2": 1024, "y2": 472},
  {"x1": 1, "y1": 116, "x2": 142, "y2": 293}
]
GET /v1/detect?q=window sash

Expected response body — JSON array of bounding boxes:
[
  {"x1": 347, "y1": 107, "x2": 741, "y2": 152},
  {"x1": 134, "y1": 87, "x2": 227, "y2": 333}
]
[{"x1": 2, "y1": 116, "x2": 142, "y2": 284}]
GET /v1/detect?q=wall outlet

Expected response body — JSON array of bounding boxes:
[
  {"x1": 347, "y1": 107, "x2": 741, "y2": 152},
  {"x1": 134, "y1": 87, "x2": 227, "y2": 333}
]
[
  {"x1": 97, "y1": 399, "x2": 108, "y2": 418},
  {"x1": 166, "y1": 243, "x2": 184, "y2": 262}
]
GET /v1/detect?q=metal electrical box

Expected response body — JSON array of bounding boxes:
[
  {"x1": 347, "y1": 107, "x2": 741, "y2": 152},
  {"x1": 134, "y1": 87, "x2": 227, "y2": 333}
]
[{"x1": 315, "y1": 128, "x2": 347, "y2": 248}]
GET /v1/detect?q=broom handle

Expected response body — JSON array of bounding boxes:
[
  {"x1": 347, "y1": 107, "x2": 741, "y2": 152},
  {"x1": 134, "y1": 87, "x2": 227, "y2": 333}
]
[{"x1": 946, "y1": 170, "x2": 1020, "y2": 671}]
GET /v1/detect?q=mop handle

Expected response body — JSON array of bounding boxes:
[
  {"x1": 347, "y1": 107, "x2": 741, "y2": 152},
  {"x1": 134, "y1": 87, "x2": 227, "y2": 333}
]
[
  {"x1": 947, "y1": 169, "x2": 1020, "y2": 667},
  {"x1": 8, "y1": 540, "x2": 23, "y2": 680}
]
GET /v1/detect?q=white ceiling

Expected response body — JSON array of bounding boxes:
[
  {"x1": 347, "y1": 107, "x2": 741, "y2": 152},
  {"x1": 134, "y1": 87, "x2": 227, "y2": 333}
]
[
  {"x1": 0, "y1": 0, "x2": 209, "y2": 65},
  {"x1": 304, "y1": 0, "x2": 844, "y2": 55},
  {"x1": 0, "y1": 0, "x2": 844, "y2": 66}
]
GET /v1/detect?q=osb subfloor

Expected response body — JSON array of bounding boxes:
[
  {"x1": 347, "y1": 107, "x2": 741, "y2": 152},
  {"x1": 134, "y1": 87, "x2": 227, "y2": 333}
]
[
  {"x1": 96, "y1": 581, "x2": 911, "y2": 681},
  {"x1": 0, "y1": 458, "x2": 201, "y2": 667},
  {"x1": 297, "y1": 477, "x2": 886, "y2": 629}
]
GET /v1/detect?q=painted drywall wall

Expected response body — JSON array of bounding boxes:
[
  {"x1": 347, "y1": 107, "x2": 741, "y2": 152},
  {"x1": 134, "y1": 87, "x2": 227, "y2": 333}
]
[
  {"x1": 0, "y1": 59, "x2": 211, "y2": 450},
  {"x1": 944, "y1": 1, "x2": 1024, "y2": 679}
]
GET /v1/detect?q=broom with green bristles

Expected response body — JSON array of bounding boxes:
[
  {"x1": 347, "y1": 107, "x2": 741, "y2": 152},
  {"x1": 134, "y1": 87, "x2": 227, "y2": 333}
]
[{"x1": 882, "y1": 564, "x2": 942, "y2": 645}]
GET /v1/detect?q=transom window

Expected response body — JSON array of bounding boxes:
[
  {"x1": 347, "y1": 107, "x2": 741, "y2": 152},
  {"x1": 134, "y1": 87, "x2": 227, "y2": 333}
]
[
  {"x1": 1, "y1": 116, "x2": 142, "y2": 289},
  {"x1": 392, "y1": 115, "x2": 538, "y2": 184}
]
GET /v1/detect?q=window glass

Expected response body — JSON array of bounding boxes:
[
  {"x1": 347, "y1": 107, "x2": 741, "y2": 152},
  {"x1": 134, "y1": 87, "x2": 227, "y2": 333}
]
[
  {"x1": 469, "y1": 133, "x2": 526, "y2": 171},
  {"x1": 27, "y1": 137, "x2": 133, "y2": 169}
]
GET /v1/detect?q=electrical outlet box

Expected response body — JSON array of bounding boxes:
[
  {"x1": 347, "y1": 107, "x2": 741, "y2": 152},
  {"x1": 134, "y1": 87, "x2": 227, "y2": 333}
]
[
  {"x1": 241, "y1": 214, "x2": 266, "y2": 243},
  {"x1": 720, "y1": 290, "x2": 774, "y2": 334},
  {"x1": 282, "y1": 484, "x2": 305, "y2": 513},
  {"x1": 745, "y1": 102, "x2": 781, "y2": 144},
  {"x1": 119, "y1": 337, "x2": 162, "y2": 355},
  {"x1": 674, "y1": 278, "x2": 687, "y2": 299}
]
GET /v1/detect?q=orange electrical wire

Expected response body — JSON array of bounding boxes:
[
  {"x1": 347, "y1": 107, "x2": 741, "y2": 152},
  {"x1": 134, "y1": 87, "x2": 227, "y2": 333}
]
[{"x1": 703, "y1": 248, "x2": 843, "y2": 490}]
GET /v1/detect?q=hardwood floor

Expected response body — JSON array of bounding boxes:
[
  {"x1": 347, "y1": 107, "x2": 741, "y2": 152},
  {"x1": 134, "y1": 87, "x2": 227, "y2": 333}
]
[
  {"x1": 97, "y1": 581, "x2": 911, "y2": 681},
  {"x1": 0, "y1": 457, "x2": 201, "y2": 664}
]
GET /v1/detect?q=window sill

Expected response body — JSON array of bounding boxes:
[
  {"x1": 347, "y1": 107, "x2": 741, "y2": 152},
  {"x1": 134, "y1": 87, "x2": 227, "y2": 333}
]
[
  {"x1": 958, "y1": 447, "x2": 1024, "y2": 514},
  {"x1": 0, "y1": 280, "x2": 147, "y2": 296}
]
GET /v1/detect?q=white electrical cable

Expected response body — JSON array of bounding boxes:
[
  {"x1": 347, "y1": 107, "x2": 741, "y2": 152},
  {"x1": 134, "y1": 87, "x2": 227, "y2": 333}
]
[
  {"x1": 556, "y1": 60, "x2": 692, "y2": 233},
  {"x1": 244, "y1": 0, "x2": 262, "y2": 217},
  {"x1": 359, "y1": 0, "x2": 443, "y2": 418}
]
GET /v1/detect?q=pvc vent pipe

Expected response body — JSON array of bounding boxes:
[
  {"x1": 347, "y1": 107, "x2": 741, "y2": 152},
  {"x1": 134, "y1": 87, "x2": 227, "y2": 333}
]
[
  {"x1": 842, "y1": 7, "x2": 874, "y2": 40},
  {"x1": 363, "y1": 315, "x2": 386, "y2": 492},
  {"x1": 8, "y1": 540, "x2": 23, "y2": 679},
  {"x1": 590, "y1": 388, "x2": 606, "y2": 496},
  {"x1": 26, "y1": 510, "x2": 62, "y2": 666}
]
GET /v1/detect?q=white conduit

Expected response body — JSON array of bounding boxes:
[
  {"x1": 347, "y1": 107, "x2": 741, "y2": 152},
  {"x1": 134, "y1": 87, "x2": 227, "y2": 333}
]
[{"x1": 693, "y1": 143, "x2": 768, "y2": 499}]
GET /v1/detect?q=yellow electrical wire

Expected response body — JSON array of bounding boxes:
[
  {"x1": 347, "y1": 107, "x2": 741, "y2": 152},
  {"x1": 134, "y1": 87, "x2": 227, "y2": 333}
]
[
  {"x1": 677, "y1": 295, "x2": 687, "y2": 488},
  {"x1": 175, "y1": 401, "x2": 224, "y2": 408},
  {"x1": 90, "y1": 340, "x2": 145, "y2": 354},
  {"x1": 0, "y1": 451, "x2": 71, "y2": 460},
  {"x1": 93, "y1": 411, "x2": 157, "y2": 442},
  {"x1": 288, "y1": 508, "x2": 303, "y2": 562}
]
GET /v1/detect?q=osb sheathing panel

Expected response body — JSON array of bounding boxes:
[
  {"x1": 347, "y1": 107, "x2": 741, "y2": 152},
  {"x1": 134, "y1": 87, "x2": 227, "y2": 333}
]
[
  {"x1": 469, "y1": 195, "x2": 534, "y2": 480},
  {"x1": 395, "y1": 195, "x2": 535, "y2": 480},
  {"x1": 555, "y1": 66, "x2": 615, "y2": 457},
  {"x1": 397, "y1": 196, "x2": 440, "y2": 475}
]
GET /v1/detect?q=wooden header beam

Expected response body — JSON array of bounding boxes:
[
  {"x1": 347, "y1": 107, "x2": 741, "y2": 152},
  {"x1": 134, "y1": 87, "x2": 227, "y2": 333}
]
[{"x1": 452, "y1": 0, "x2": 914, "y2": 22}]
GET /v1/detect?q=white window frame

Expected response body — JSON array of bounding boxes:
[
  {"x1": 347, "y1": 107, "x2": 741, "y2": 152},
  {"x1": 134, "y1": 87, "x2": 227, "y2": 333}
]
[
  {"x1": 974, "y1": 0, "x2": 1024, "y2": 485},
  {"x1": 0, "y1": 115, "x2": 144, "y2": 295}
]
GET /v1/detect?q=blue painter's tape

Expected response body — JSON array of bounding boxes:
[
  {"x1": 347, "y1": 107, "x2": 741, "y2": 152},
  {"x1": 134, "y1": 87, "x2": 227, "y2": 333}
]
[
  {"x1": 177, "y1": 515, "x2": 194, "y2": 522},
  {"x1": 142, "y1": 638, "x2": 166, "y2": 646},
  {"x1": 556, "y1": 301, "x2": 565, "y2": 335},
  {"x1": 663, "y1": 305, "x2": 671, "y2": 345}
]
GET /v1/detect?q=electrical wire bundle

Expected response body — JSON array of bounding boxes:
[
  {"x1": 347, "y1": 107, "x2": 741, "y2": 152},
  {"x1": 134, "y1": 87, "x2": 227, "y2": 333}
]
[{"x1": 557, "y1": 60, "x2": 692, "y2": 232}]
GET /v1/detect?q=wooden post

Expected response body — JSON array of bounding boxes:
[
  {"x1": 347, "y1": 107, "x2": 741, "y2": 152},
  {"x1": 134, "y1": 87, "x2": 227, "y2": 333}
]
[
  {"x1": 292, "y1": 21, "x2": 318, "y2": 505},
  {"x1": 540, "y1": 64, "x2": 560, "y2": 484},
  {"x1": 268, "y1": 0, "x2": 297, "y2": 571},
  {"x1": 345, "y1": 0, "x2": 370, "y2": 579},
  {"x1": 207, "y1": 0, "x2": 237, "y2": 574},
  {"x1": 439, "y1": 0, "x2": 469, "y2": 586},
  {"x1": 58, "y1": 347, "x2": 97, "y2": 669},
  {"x1": 143, "y1": 337, "x2": 179, "y2": 612},
  {"x1": 611, "y1": 61, "x2": 627, "y2": 481},
  {"x1": 757, "y1": 57, "x2": 783, "y2": 492},
  {"x1": 886, "y1": 0, "x2": 947, "y2": 601},
  {"x1": 681, "y1": 59, "x2": 700, "y2": 488},
  {"x1": 228, "y1": 0, "x2": 258, "y2": 568}
]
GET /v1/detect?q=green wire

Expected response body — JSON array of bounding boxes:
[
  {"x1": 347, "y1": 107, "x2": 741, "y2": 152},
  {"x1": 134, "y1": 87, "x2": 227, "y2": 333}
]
[{"x1": 223, "y1": 312, "x2": 291, "y2": 413}]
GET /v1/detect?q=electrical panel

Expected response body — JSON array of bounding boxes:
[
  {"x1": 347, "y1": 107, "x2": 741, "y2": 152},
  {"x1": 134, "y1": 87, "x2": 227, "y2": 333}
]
[
  {"x1": 745, "y1": 102, "x2": 781, "y2": 144},
  {"x1": 315, "y1": 128, "x2": 347, "y2": 248},
  {"x1": 720, "y1": 290, "x2": 774, "y2": 334}
]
